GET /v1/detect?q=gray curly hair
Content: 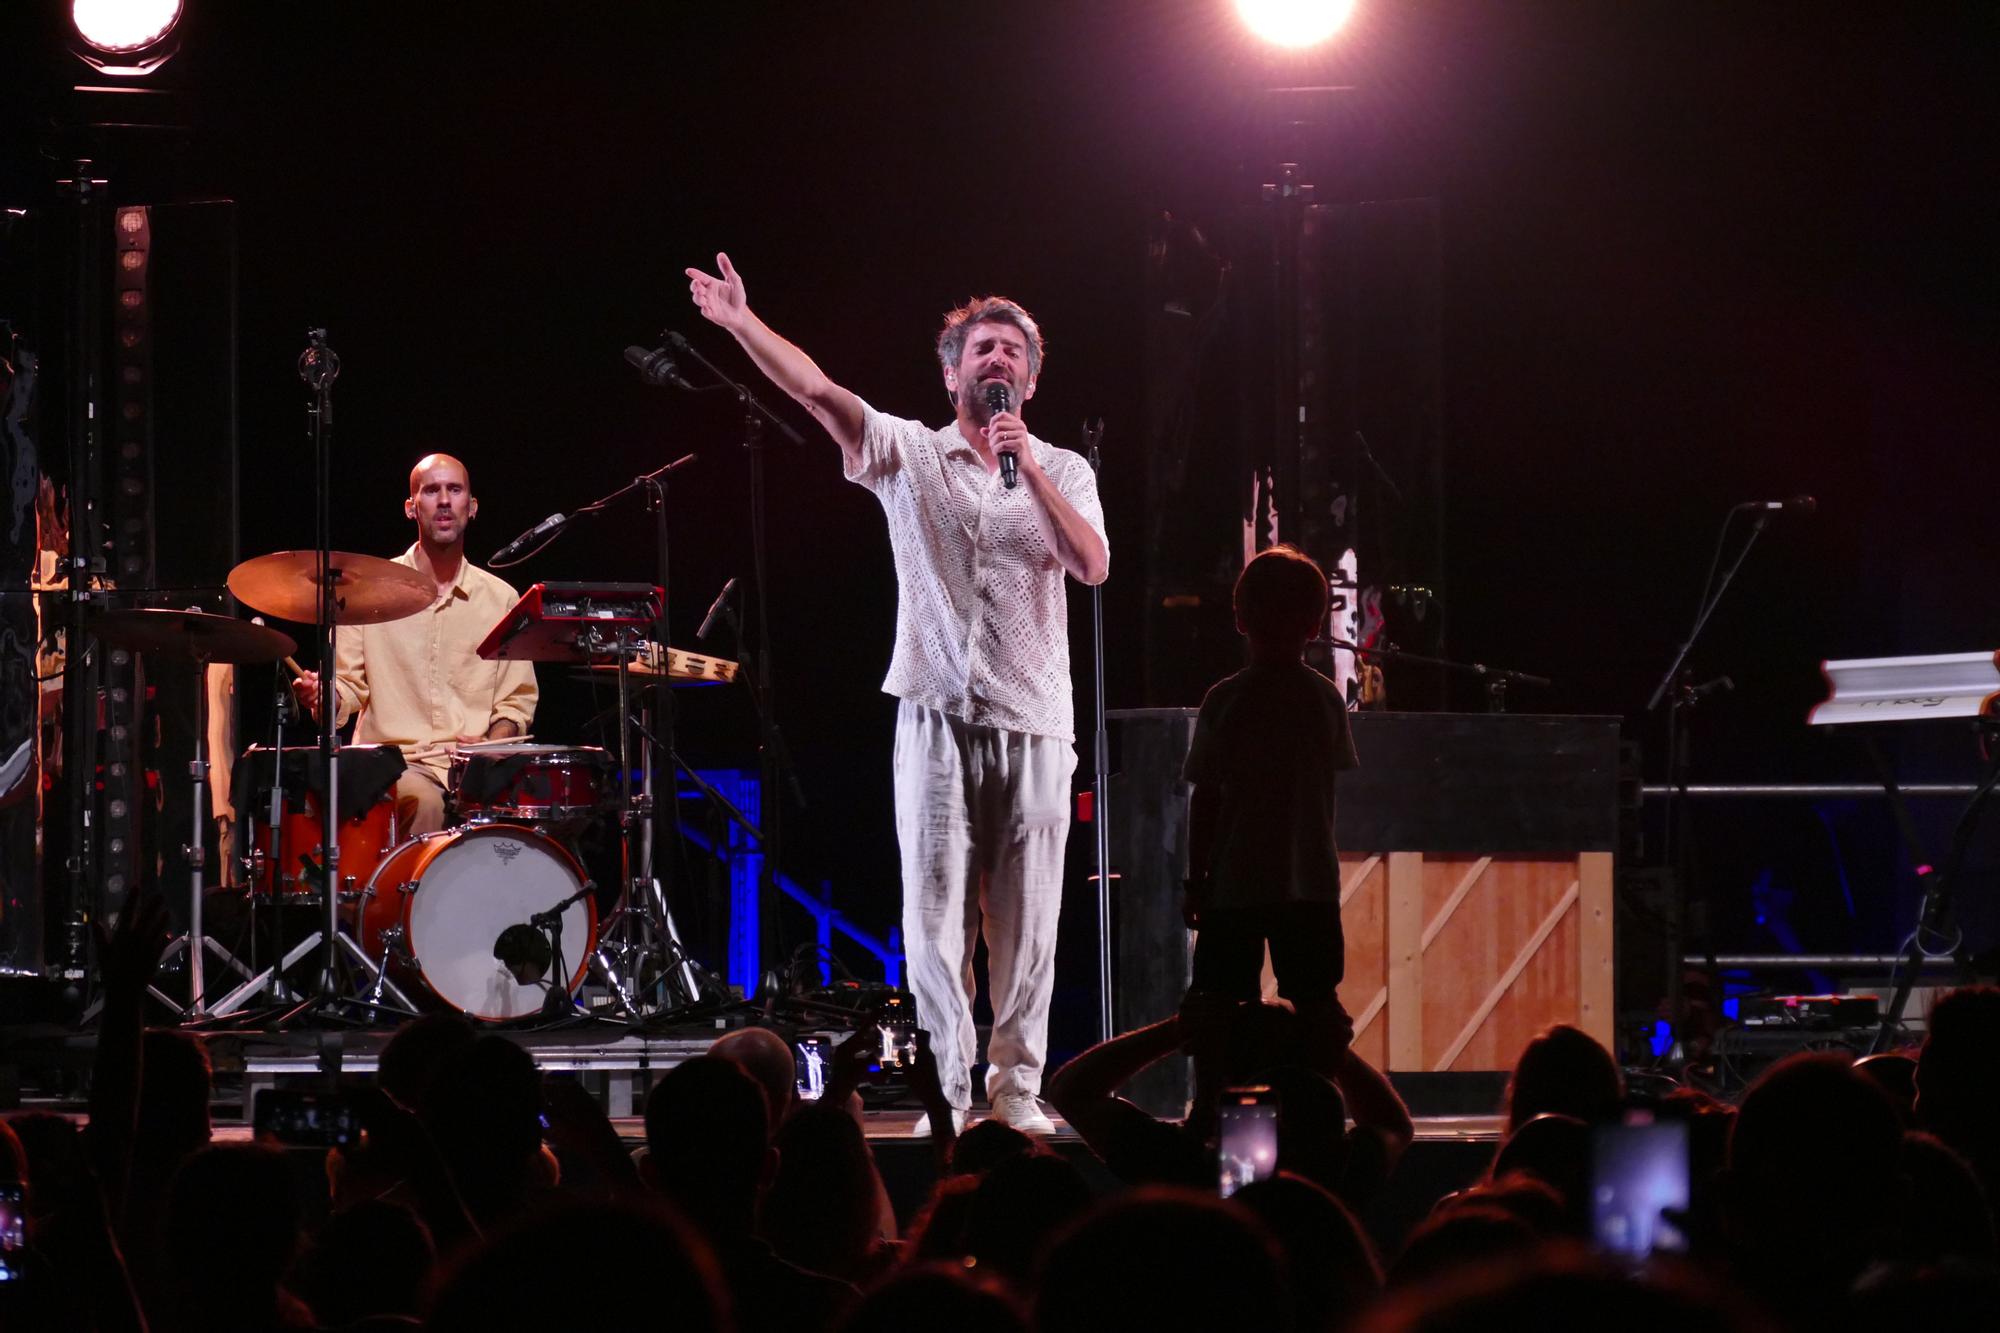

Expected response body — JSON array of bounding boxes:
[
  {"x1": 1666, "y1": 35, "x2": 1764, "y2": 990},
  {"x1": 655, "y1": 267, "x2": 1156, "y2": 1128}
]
[{"x1": 935, "y1": 297, "x2": 1045, "y2": 384}]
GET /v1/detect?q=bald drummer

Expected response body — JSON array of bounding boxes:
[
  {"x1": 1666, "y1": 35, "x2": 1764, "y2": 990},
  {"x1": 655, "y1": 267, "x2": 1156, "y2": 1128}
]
[{"x1": 292, "y1": 453, "x2": 538, "y2": 834}]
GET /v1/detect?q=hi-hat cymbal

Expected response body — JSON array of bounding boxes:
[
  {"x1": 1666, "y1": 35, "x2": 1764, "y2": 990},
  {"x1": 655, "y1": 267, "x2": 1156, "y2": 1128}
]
[
  {"x1": 228, "y1": 551, "x2": 434, "y2": 626},
  {"x1": 84, "y1": 609, "x2": 297, "y2": 664}
]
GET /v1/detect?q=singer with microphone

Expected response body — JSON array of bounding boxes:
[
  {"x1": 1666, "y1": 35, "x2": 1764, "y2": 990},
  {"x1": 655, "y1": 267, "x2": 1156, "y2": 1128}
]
[
  {"x1": 686, "y1": 253, "x2": 1108, "y2": 1136},
  {"x1": 290, "y1": 453, "x2": 538, "y2": 834}
]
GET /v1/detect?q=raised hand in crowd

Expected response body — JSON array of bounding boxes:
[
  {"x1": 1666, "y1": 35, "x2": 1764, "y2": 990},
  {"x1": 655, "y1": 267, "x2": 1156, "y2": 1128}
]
[
  {"x1": 343, "y1": 1082, "x2": 480, "y2": 1257},
  {"x1": 84, "y1": 890, "x2": 170, "y2": 1219},
  {"x1": 540, "y1": 1070, "x2": 643, "y2": 1199}
]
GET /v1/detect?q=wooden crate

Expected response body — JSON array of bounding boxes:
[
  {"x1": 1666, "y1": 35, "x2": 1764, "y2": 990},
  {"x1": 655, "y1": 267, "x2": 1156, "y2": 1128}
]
[{"x1": 1333, "y1": 850, "x2": 1614, "y2": 1072}]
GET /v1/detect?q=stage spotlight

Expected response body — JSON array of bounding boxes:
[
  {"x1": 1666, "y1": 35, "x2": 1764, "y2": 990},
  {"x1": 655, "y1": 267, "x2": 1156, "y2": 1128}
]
[
  {"x1": 71, "y1": 0, "x2": 184, "y2": 76},
  {"x1": 1235, "y1": 0, "x2": 1355, "y2": 50}
]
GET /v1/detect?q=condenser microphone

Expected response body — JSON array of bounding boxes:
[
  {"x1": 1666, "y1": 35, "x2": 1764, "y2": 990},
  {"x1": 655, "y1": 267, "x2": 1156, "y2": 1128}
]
[
  {"x1": 490, "y1": 512, "x2": 567, "y2": 565},
  {"x1": 984, "y1": 382, "x2": 1017, "y2": 489},
  {"x1": 625, "y1": 343, "x2": 697, "y2": 391},
  {"x1": 697, "y1": 576, "x2": 739, "y2": 641}
]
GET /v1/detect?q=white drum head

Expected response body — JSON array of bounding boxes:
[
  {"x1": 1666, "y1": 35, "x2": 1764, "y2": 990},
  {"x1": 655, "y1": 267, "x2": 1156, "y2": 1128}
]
[{"x1": 403, "y1": 825, "x2": 591, "y2": 1020}]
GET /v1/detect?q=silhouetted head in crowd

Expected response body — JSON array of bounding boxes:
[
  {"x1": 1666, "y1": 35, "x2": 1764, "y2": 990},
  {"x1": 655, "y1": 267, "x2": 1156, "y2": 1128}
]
[
  {"x1": 961, "y1": 1151, "x2": 1094, "y2": 1284},
  {"x1": 2, "y1": 1111, "x2": 79, "y2": 1222},
  {"x1": 1265, "y1": 1065, "x2": 1350, "y2": 1192},
  {"x1": 1387, "y1": 1204, "x2": 1540, "y2": 1290},
  {"x1": 904, "y1": 1172, "x2": 981, "y2": 1264},
  {"x1": 1726, "y1": 1052, "x2": 1906, "y2": 1315},
  {"x1": 643, "y1": 1054, "x2": 773, "y2": 1241},
  {"x1": 1223, "y1": 998, "x2": 1304, "y2": 1080},
  {"x1": 1840, "y1": 1260, "x2": 2000, "y2": 1333},
  {"x1": 163, "y1": 1143, "x2": 306, "y2": 1331},
  {"x1": 1489, "y1": 1114, "x2": 1591, "y2": 1236},
  {"x1": 1854, "y1": 1051, "x2": 1919, "y2": 1127},
  {"x1": 1035, "y1": 1188, "x2": 1293, "y2": 1333},
  {"x1": 1235, "y1": 1173, "x2": 1382, "y2": 1333},
  {"x1": 135, "y1": 1029, "x2": 213, "y2": 1167},
  {"x1": 428, "y1": 1197, "x2": 727, "y2": 1333},
  {"x1": 1503, "y1": 1024, "x2": 1622, "y2": 1133},
  {"x1": 760, "y1": 1100, "x2": 886, "y2": 1281},
  {"x1": 1890, "y1": 1130, "x2": 1996, "y2": 1268},
  {"x1": 419, "y1": 1034, "x2": 545, "y2": 1225},
  {"x1": 1184, "y1": 997, "x2": 1306, "y2": 1138},
  {"x1": 1363, "y1": 1244, "x2": 1759, "y2": 1333},
  {"x1": 1448, "y1": 1173, "x2": 1570, "y2": 1238},
  {"x1": 949, "y1": 1117, "x2": 1037, "y2": 1176},
  {"x1": 833, "y1": 1262, "x2": 1027, "y2": 1333},
  {"x1": 289, "y1": 1197, "x2": 435, "y2": 1329},
  {"x1": 710, "y1": 1027, "x2": 800, "y2": 1133},
  {"x1": 377, "y1": 1011, "x2": 476, "y2": 1111},
  {"x1": 1917, "y1": 984, "x2": 2000, "y2": 1188}
]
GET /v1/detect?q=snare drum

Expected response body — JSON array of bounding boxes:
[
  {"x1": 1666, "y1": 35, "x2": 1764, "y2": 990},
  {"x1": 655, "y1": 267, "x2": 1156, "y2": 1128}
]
[
  {"x1": 449, "y1": 744, "x2": 613, "y2": 832},
  {"x1": 353, "y1": 823, "x2": 597, "y2": 1020}
]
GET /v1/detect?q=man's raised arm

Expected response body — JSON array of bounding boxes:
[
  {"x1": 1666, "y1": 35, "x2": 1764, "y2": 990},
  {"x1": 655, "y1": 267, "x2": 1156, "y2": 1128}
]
[{"x1": 686, "y1": 252, "x2": 866, "y2": 464}]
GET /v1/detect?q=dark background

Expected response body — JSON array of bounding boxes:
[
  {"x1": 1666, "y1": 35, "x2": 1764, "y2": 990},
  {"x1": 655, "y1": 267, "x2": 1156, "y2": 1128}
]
[{"x1": 4, "y1": 2, "x2": 1997, "y2": 1024}]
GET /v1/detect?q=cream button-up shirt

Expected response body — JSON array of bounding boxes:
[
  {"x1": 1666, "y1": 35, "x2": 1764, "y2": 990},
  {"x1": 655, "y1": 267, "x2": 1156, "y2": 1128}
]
[
  {"x1": 845, "y1": 401, "x2": 1107, "y2": 742},
  {"x1": 330, "y1": 545, "x2": 538, "y2": 783}
]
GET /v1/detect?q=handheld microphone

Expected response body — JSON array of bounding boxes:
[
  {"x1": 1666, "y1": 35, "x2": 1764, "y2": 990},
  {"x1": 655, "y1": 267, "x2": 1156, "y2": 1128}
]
[
  {"x1": 1748, "y1": 496, "x2": 1817, "y2": 513},
  {"x1": 697, "y1": 576, "x2": 739, "y2": 641},
  {"x1": 984, "y1": 382, "x2": 1017, "y2": 489},
  {"x1": 491, "y1": 512, "x2": 567, "y2": 565},
  {"x1": 625, "y1": 343, "x2": 697, "y2": 391}
]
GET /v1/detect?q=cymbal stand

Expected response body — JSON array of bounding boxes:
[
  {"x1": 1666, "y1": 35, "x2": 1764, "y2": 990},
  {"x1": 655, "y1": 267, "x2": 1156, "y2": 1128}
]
[
  {"x1": 152, "y1": 649, "x2": 258, "y2": 1019},
  {"x1": 208, "y1": 680, "x2": 306, "y2": 1017},
  {"x1": 264, "y1": 329, "x2": 406, "y2": 1026}
]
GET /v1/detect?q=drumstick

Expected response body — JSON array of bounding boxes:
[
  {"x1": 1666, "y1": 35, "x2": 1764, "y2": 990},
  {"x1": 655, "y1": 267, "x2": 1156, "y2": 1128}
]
[{"x1": 280, "y1": 656, "x2": 527, "y2": 745}]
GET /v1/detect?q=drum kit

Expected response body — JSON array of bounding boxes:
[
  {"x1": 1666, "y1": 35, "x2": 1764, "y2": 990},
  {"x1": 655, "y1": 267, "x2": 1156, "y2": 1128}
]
[{"x1": 88, "y1": 548, "x2": 730, "y2": 1026}]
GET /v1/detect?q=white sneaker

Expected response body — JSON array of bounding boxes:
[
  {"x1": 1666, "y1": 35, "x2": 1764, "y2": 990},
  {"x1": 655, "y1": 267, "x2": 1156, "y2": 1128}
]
[
  {"x1": 910, "y1": 1108, "x2": 967, "y2": 1137},
  {"x1": 989, "y1": 1091, "x2": 1056, "y2": 1135}
]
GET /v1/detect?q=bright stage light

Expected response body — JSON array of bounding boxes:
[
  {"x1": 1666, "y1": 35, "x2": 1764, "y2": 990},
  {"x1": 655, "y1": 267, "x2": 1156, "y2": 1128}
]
[
  {"x1": 1235, "y1": 0, "x2": 1355, "y2": 50},
  {"x1": 72, "y1": 0, "x2": 183, "y2": 54}
]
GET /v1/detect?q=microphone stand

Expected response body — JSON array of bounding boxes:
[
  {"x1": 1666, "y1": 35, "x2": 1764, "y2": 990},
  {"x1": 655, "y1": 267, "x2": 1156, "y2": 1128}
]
[
  {"x1": 665, "y1": 331, "x2": 807, "y2": 991},
  {"x1": 482, "y1": 451, "x2": 696, "y2": 1017},
  {"x1": 303, "y1": 329, "x2": 353, "y2": 1015},
  {"x1": 1317, "y1": 638, "x2": 1552, "y2": 713},
  {"x1": 529, "y1": 884, "x2": 596, "y2": 1021},
  {"x1": 1643, "y1": 505, "x2": 1772, "y2": 1059},
  {"x1": 1084, "y1": 420, "x2": 1113, "y2": 1042}
]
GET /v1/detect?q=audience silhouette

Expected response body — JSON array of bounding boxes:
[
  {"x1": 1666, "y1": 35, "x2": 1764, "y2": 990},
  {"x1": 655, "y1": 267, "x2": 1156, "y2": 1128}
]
[{"x1": 21, "y1": 891, "x2": 2000, "y2": 1333}]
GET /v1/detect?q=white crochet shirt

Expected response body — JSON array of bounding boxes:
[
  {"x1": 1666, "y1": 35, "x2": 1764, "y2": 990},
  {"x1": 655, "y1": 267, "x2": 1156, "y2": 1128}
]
[{"x1": 845, "y1": 401, "x2": 1107, "y2": 742}]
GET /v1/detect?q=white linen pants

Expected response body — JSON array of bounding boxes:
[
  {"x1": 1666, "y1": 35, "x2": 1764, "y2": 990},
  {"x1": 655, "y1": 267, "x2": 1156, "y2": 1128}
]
[{"x1": 894, "y1": 700, "x2": 1076, "y2": 1111}]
